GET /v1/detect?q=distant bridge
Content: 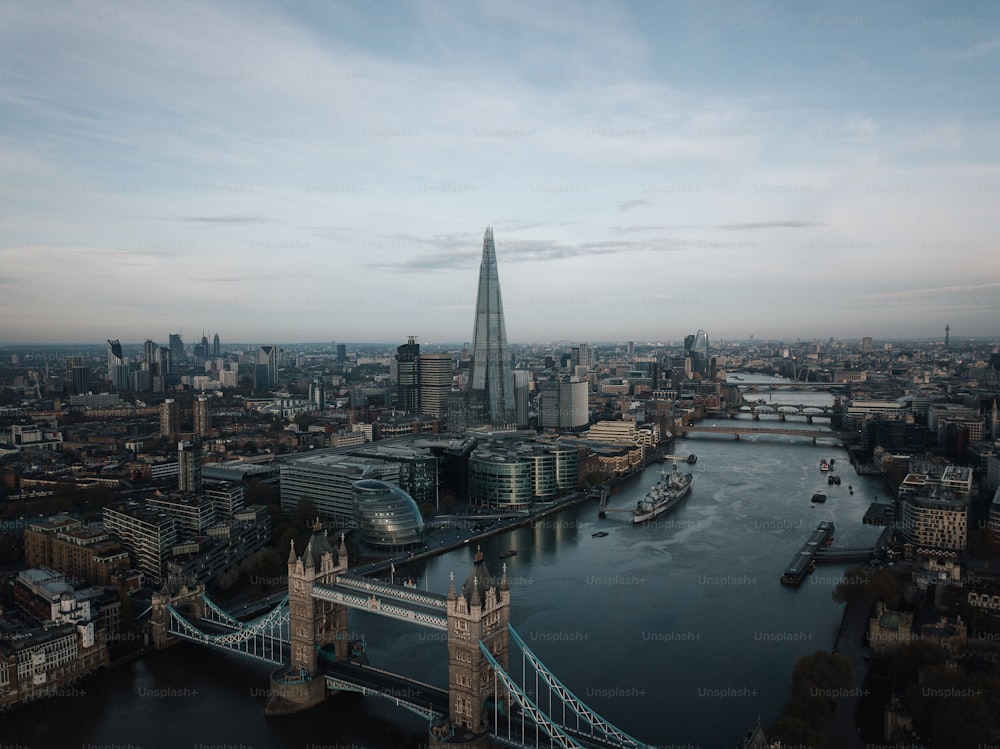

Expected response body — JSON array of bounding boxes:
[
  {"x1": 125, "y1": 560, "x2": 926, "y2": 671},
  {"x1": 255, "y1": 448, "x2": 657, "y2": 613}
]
[
  {"x1": 732, "y1": 382, "x2": 846, "y2": 393},
  {"x1": 677, "y1": 425, "x2": 851, "y2": 444}
]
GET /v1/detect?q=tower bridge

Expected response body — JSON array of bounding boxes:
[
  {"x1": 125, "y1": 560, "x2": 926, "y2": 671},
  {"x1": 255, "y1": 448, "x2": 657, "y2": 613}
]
[{"x1": 150, "y1": 519, "x2": 653, "y2": 748}]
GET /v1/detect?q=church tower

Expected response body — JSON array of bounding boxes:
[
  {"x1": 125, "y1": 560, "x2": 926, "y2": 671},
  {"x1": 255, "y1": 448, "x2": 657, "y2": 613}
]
[{"x1": 444, "y1": 547, "x2": 510, "y2": 739}]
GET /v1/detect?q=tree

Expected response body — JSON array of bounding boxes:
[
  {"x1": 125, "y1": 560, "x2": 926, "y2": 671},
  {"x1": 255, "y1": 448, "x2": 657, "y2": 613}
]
[
  {"x1": 832, "y1": 565, "x2": 904, "y2": 610},
  {"x1": 769, "y1": 650, "x2": 854, "y2": 748},
  {"x1": 968, "y1": 527, "x2": 1000, "y2": 560}
]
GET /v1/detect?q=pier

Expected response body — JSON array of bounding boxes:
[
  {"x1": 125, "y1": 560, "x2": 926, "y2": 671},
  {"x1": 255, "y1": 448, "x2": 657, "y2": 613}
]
[{"x1": 780, "y1": 521, "x2": 835, "y2": 586}]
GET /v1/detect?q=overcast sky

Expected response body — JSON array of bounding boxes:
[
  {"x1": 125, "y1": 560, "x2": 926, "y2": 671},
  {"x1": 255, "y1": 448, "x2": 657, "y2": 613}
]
[{"x1": 2, "y1": 1, "x2": 999, "y2": 346}]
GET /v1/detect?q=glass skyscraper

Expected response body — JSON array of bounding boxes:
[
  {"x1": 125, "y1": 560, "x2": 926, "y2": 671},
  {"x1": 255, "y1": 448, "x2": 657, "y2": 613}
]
[{"x1": 469, "y1": 226, "x2": 515, "y2": 428}]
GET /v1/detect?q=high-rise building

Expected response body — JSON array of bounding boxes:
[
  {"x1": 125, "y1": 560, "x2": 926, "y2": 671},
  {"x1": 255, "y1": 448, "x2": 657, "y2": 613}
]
[
  {"x1": 212, "y1": 333, "x2": 221, "y2": 357},
  {"x1": 159, "y1": 398, "x2": 179, "y2": 439},
  {"x1": 418, "y1": 353, "x2": 453, "y2": 418},
  {"x1": 107, "y1": 339, "x2": 131, "y2": 392},
  {"x1": 683, "y1": 330, "x2": 709, "y2": 379},
  {"x1": 193, "y1": 396, "x2": 211, "y2": 437},
  {"x1": 309, "y1": 379, "x2": 327, "y2": 409},
  {"x1": 513, "y1": 369, "x2": 530, "y2": 428},
  {"x1": 256, "y1": 345, "x2": 278, "y2": 392},
  {"x1": 178, "y1": 438, "x2": 202, "y2": 495},
  {"x1": 143, "y1": 340, "x2": 159, "y2": 373},
  {"x1": 395, "y1": 336, "x2": 421, "y2": 413},
  {"x1": 538, "y1": 379, "x2": 589, "y2": 430},
  {"x1": 168, "y1": 333, "x2": 185, "y2": 365},
  {"x1": 468, "y1": 226, "x2": 515, "y2": 428},
  {"x1": 336, "y1": 344, "x2": 347, "y2": 362},
  {"x1": 65, "y1": 356, "x2": 90, "y2": 395}
]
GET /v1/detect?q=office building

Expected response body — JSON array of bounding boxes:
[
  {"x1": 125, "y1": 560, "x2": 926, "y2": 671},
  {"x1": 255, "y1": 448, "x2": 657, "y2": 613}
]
[
  {"x1": 683, "y1": 330, "x2": 709, "y2": 379},
  {"x1": 468, "y1": 226, "x2": 515, "y2": 428},
  {"x1": 107, "y1": 339, "x2": 130, "y2": 392},
  {"x1": 351, "y1": 479, "x2": 425, "y2": 549},
  {"x1": 395, "y1": 336, "x2": 421, "y2": 413},
  {"x1": 538, "y1": 379, "x2": 588, "y2": 430},
  {"x1": 256, "y1": 345, "x2": 278, "y2": 391},
  {"x1": 279, "y1": 453, "x2": 401, "y2": 527},
  {"x1": 418, "y1": 352, "x2": 453, "y2": 418},
  {"x1": 168, "y1": 333, "x2": 185, "y2": 364}
]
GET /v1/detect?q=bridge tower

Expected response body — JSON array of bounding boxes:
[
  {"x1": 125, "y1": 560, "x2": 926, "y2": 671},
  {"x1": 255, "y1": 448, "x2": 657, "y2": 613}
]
[
  {"x1": 266, "y1": 519, "x2": 349, "y2": 716},
  {"x1": 437, "y1": 547, "x2": 510, "y2": 746},
  {"x1": 150, "y1": 583, "x2": 206, "y2": 651}
]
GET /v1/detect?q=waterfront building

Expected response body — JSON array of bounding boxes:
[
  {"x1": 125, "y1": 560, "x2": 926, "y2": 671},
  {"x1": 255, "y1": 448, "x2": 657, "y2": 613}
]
[
  {"x1": 467, "y1": 440, "x2": 578, "y2": 509},
  {"x1": 351, "y1": 479, "x2": 425, "y2": 549},
  {"x1": 279, "y1": 453, "x2": 401, "y2": 527},
  {"x1": 898, "y1": 493, "x2": 968, "y2": 552},
  {"x1": 840, "y1": 399, "x2": 911, "y2": 431},
  {"x1": 0, "y1": 621, "x2": 108, "y2": 710},
  {"x1": 468, "y1": 227, "x2": 515, "y2": 429}
]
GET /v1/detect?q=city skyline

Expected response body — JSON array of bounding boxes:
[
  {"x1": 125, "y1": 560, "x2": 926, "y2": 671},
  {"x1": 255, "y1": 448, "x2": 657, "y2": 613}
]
[{"x1": 2, "y1": 2, "x2": 1000, "y2": 344}]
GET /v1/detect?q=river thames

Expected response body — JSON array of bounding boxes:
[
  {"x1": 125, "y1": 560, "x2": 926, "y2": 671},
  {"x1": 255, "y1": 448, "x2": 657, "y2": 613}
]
[{"x1": 1, "y1": 375, "x2": 885, "y2": 749}]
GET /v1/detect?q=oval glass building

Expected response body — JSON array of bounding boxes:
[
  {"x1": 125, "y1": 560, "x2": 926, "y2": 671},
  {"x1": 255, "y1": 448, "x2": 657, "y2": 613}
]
[{"x1": 351, "y1": 479, "x2": 425, "y2": 549}]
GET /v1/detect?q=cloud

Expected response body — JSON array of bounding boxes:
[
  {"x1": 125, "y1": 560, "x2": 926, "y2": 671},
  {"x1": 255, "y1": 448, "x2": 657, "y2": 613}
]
[
  {"x1": 367, "y1": 236, "x2": 687, "y2": 271},
  {"x1": 956, "y1": 37, "x2": 1000, "y2": 59},
  {"x1": 859, "y1": 282, "x2": 1000, "y2": 300},
  {"x1": 173, "y1": 216, "x2": 265, "y2": 224},
  {"x1": 717, "y1": 221, "x2": 824, "y2": 230},
  {"x1": 618, "y1": 199, "x2": 650, "y2": 212},
  {"x1": 611, "y1": 224, "x2": 696, "y2": 234}
]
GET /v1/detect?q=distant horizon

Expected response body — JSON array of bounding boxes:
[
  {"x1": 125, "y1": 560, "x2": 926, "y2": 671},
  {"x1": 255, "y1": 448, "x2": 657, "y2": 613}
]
[{"x1": 0, "y1": 333, "x2": 995, "y2": 351}]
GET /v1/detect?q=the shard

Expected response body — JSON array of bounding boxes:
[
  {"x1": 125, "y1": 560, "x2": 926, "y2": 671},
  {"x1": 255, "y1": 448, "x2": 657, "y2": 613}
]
[{"x1": 468, "y1": 226, "x2": 515, "y2": 428}]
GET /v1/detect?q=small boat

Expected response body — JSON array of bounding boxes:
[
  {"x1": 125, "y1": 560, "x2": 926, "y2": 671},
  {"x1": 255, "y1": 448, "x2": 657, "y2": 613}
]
[
  {"x1": 499, "y1": 549, "x2": 517, "y2": 559},
  {"x1": 811, "y1": 492, "x2": 827, "y2": 503},
  {"x1": 592, "y1": 531, "x2": 609, "y2": 538}
]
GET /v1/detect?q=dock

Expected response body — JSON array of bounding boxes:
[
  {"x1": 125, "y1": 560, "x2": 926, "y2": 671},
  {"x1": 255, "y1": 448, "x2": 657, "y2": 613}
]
[{"x1": 780, "y1": 521, "x2": 835, "y2": 586}]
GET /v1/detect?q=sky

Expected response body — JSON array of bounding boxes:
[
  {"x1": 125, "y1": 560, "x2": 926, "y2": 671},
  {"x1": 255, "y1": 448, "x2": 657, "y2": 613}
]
[{"x1": 1, "y1": 0, "x2": 999, "y2": 346}]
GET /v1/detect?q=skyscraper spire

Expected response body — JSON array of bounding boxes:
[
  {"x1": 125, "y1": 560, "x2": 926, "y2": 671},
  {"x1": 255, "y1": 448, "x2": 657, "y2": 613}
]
[{"x1": 468, "y1": 226, "x2": 515, "y2": 428}]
